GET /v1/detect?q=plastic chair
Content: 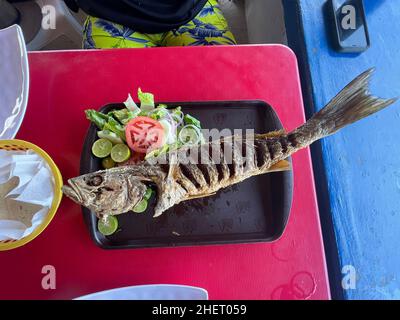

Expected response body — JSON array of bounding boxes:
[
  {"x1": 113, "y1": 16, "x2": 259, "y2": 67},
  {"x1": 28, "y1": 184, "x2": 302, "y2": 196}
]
[{"x1": 2, "y1": 0, "x2": 83, "y2": 50}]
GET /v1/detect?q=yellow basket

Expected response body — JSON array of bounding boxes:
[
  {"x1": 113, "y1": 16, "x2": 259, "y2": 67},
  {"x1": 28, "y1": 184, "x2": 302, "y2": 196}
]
[{"x1": 0, "y1": 139, "x2": 63, "y2": 251}]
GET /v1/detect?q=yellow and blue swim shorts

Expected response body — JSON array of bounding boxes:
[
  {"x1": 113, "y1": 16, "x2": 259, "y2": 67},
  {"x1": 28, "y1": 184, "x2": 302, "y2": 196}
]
[{"x1": 83, "y1": 0, "x2": 237, "y2": 49}]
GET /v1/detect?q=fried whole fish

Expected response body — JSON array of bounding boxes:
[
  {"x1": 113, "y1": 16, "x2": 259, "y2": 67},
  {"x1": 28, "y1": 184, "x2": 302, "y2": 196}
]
[{"x1": 63, "y1": 69, "x2": 397, "y2": 218}]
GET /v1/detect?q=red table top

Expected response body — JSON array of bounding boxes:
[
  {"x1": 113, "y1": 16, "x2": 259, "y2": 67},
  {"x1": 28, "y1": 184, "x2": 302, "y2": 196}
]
[{"x1": 0, "y1": 45, "x2": 330, "y2": 300}]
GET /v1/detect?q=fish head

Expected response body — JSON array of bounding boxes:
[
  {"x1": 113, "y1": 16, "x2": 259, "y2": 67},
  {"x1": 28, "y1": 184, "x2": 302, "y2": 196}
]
[{"x1": 62, "y1": 169, "x2": 148, "y2": 217}]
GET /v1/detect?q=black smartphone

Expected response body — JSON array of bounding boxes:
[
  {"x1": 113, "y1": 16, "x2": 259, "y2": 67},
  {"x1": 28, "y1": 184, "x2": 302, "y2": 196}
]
[{"x1": 329, "y1": 0, "x2": 370, "y2": 53}]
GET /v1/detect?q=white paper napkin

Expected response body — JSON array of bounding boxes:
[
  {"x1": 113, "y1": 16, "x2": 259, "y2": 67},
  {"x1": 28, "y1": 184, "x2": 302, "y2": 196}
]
[{"x1": 0, "y1": 150, "x2": 54, "y2": 241}]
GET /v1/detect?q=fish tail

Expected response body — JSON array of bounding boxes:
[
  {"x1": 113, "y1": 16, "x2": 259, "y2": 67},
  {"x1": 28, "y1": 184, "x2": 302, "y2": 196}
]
[{"x1": 291, "y1": 68, "x2": 397, "y2": 144}]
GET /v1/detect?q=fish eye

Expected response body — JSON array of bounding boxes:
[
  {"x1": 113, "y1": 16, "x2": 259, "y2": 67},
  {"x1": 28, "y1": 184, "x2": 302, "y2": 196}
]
[{"x1": 86, "y1": 175, "x2": 103, "y2": 187}]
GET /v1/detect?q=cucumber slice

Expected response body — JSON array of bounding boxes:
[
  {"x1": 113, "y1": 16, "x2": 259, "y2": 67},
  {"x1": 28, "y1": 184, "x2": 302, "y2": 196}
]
[
  {"x1": 178, "y1": 125, "x2": 201, "y2": 145},
  {"x1": 97, "y1": 130, "x2": 123, "y2": 145}
]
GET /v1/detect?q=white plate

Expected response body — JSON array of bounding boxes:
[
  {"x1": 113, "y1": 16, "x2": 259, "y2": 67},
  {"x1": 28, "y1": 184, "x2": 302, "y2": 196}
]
[
  {"x1": 0, "y1": 25, "x2": 29, "y2": 140},
  {"x1": 75, "y1": 284, "x2": 209, "y2": 300}
]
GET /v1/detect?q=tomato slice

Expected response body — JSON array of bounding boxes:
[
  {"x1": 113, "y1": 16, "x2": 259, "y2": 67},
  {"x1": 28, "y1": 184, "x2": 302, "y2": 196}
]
[{"x1": 125, "y1": 116, "x2": 165, "y2": 154}]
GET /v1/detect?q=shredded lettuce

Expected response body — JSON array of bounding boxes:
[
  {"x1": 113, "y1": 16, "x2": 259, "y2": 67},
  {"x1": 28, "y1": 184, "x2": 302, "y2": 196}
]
[
  {"x1": 138, "y1": 88, "x2": 155, "y2": 111},
  {"x1": 103, "y1": 117, "x2": 126, "y2": 141},
  {"x1": 138, "y1": 110, "x2": 150, "y2": 117},
  {"x1": 144, "y1": 141, "x2": 183, "y2": 160},
  {"x1": 149, "y1": 107, "x2": 169, "y2": 120},
  {"x1": 109, "y1": 108, "x2": 139, "y2": 125},
  {"x1": 85, "y1": 88, "x2": 205, "y2": 163},
  {"x1": 124, "y1": 93, "x2": 139, "y2": 111},
  {"x1": 145, "y1": 144, "x2": 170, "y2": 160},
  {"x1": 168, "y1": 141, "x2": 183, "y2": 151},
  {"x1": 85, "y1": 109, "x2": 109, "y2": 129},
  {"x1": 171, "y1": 107, "x2": 183, "y2": 122},
  {"x1": 184, "y1": 114, "x2": 201, "y2": 128}
]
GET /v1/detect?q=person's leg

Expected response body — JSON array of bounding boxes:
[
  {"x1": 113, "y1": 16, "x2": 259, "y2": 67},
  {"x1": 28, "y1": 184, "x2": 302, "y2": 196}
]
[
  {"x1": 162, "y1": 0, "x2": 237, "y2": 46},
  {"x1": 83, "y1": 16, "x2": 161, "y2": 49}
]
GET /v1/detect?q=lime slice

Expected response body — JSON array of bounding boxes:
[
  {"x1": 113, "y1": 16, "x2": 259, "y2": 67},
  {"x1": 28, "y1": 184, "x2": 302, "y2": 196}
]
[
  {"x1": 98, "y1": 216, "x2": 118, "y2": 236},
  {"x1": 143, "y1": 188, "x2": 153, "y2": 201},
  {"x1": 102, "y1": 157, "x2": 116, "y2": 169},
  {"x1": 92, "y1": 139, "x2": 113, "y2": 158},
  {"x1": 111, "y1": 144, "x2": 131, "y2": 163},
  {"x1": 133, "y1": 199, "x2": 148, "y2": 213}
]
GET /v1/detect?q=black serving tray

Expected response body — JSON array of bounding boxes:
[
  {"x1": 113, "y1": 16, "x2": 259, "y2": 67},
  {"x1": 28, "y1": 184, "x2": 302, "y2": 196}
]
[{"x1": 80, "y1": 101, "x2": 293, "y2": 249}]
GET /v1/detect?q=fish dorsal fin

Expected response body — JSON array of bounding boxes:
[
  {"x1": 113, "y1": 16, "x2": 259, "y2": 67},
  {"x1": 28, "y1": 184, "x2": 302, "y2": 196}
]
[
  {"x1": 266, "y1": 160, "x2": 291, "y2": 173},
  {"x1": 256, "y1": 129, "x2": 286, "y2": 139}
]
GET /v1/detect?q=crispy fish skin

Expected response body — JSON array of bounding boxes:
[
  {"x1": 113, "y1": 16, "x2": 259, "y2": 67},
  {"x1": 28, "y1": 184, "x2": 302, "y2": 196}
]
[{"x1": 62, "y1": 69, "x2": 397, "y2": 218}]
